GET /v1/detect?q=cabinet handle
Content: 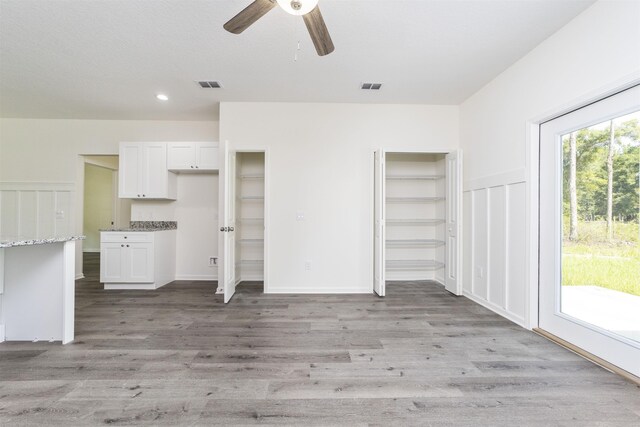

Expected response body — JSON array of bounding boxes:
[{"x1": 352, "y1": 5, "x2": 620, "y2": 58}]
[
  {"x1": 195, "y1": 165, "x2": 199, "y2": 168},
  {"x1": 126, "y1": 244, "x2": 130, "y2": 247},
  {"x1": 124, "y1": 236, "x2": 127, "y2": 239},
  {"x1": 229, "y1": 227, "x2": 234, "y2": 232},
  {"x1": 121, "y1": 244, "x2": 124, "y2": 247},
  {"x1": 191, "y1": 165, "x2": 194, "y2": 168},
  {"x1": 137, "y1": 194, "x2": 141, "y2": 197}
]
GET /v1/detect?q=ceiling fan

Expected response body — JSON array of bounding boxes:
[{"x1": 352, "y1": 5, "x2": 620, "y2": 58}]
[{"x1": 224, "y1": 0, "x2": 335, "y2": 56}]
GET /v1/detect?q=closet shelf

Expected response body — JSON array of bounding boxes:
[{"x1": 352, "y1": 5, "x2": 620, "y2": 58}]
[
  {"x1": 237, "y1": 260, "x2": 264, "y2": 266},
  {"x1": 238, "y1": 239, "x2": 264, "y2": 244},
  {"x1": 386, "y1": 175, "x2": 445, "y2": 181},
  {"x1": 386, "y1": 260, "x2": 445, "y2": 271},
  {"x1": 386, "y1": 197, "x2": 444, "y2": 203},
  {"x1": 239, "y1": 218, "x2": 264, "y2": 223},
  {"x1": 240, "y1": 174, "x2": 265, "y2": 180},
  {"x1": 386, "y1": 239, "x2": 444, "y2": 248},
  {"x1": 386, "y1": 219, "x2": 445, "y2": 226}
]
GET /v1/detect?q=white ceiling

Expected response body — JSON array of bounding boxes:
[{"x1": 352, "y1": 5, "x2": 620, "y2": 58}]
[{"x1": 0, "y1": 0, "x2": 595, "y2": 121}]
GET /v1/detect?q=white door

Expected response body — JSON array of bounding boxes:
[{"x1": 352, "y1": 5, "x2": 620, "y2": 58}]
[
  {"x1": 374, "y1": 149, "x2": 386, "y2": 296},
  {"x1": 167, "y1": 142, "x2": 196, "y2": 170},
  {"x1": 196, "y1": 142, "x2": 219, "y2": 170},
  {"x1": 118, "y1": 144, "x2": 141, "y2": 198},
  {"x1": 445, "y1": 150, "x2": 462, "y2": 295},
  {"x1": 128, "y1": 243, "x2": 154, "y2": 283},
  {"x1": 143, "y1": 143, "x2": 168, "y2": 198},
  {"x1": 100, "y1": 242, "x2": 125, "y2": 282},
  {"x1": 219, "y1": 141, "x2": 237, "y2": 303},
  {"x1": 539, "y1": 85, "x2": 640, "y2": 377}
]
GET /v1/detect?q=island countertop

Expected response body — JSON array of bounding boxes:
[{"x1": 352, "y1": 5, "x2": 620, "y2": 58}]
[{"x1": 0, "y1": 235, "x2": 85, "y2": 248}]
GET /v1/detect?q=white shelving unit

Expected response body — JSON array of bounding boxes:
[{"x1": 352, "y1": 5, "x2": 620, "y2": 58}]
[
  {"x1": 384, "y1": 153, "x2": 446, "y2": 282},
  {"x1": 235, "y1": 152, "x2": 265, "y2": 283}
]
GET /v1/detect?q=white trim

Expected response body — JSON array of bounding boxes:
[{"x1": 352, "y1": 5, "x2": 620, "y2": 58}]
[
  {"x1": 464, "y1": 169, "x2": 526, "y2": 192},
  {"x1": 525, "y1": 74, "x2": 640, "y2": 331},
  {"x1": 83, "y1": 249, "x2": 100, "y2": 253},
  {"x1": 463, "y1": 290, "x2": 526, "y2": 327},
  {"x1": 75, "y1": 274, "x2": 85, "y2": 280},
  {"x1": 0, "y1": 325, "x2": 5, "y2": 343},
  {"x1": 104, "y1": 283, "x2": 157, "y2": 290},
  {"x1": 0, "y1": 182, "x2": 75, "y2": 192},
  {"x1": 175, "y1": 274, "x2": 217, "y2": 281}
]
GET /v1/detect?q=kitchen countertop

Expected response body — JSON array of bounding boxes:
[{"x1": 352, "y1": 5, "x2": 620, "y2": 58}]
[
  {"x1": 0, "y1": 235, "x2": 85, "y2": 248},
  {"x1": 101, "y1": 221, "x2": 177, "y2": 232}
]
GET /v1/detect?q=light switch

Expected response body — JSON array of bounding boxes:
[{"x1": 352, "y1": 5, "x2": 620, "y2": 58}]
[{"x1": 55, "y1": 210, "x2": 64, "y2": 219}]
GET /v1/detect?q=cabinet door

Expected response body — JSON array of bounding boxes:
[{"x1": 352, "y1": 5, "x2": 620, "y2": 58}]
[
  {"x1": 119, "y1": 144, "x2": 142, "y2": 198},
  {"x1": 127, "y1": 243, "x2": 154, "y2": 283},
  {"x1": 142, "y1": 143, "x2": 168, "y2": 198},
  {"x1": 196, "y1": 142, "x2": 219, "y2": 170},
  {"x1": 100, "y1": 242, "x2": 125, "y2": 282},
  {"x1": 167, "y1": 143, "x2": 196, "y2": 170}
]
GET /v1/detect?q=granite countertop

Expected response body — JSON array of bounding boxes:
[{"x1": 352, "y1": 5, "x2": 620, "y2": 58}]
[
  {"x1": 100, "y1": 221, "x2": 177, "y2": 232},
  {"x1": 0, "y1": 235, "x2": 85, "y2": 248}
]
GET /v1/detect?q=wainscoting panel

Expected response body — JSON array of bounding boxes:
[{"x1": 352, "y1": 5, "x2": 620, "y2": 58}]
[
  {"x1": 0, "y1": 183, "x2": 75, "y2": 238},
  {"x1": 463, "y1": 171, "x2": 526, "y2": 327}
]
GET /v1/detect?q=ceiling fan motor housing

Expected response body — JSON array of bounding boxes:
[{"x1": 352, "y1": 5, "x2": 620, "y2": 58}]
[{"x1": 291, "y1": 1, "x2": 302, "y2": 11}]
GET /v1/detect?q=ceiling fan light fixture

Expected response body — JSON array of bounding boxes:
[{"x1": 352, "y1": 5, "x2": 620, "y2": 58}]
[{"x1": 276, "y1": 0, "x2": 318, "y2": 16}]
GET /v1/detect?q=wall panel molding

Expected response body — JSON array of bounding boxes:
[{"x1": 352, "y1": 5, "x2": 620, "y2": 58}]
[
  {"x1": 463, "y1": 169, "x2": 527, "y2": 327},
  {"x1": 0, "y1": 182, "x2": 75, "y2": 238}
]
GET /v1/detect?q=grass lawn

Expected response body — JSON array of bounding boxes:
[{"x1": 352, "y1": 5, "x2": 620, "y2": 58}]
[{"x1": 562, "y1": 221, "x2": 640, "y2": 296}]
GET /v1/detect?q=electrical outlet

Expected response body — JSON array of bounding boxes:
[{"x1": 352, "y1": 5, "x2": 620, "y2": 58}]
[
  {"x1": 209, "y1": 256, "x2": 218, "y2": 267},
  {"x1": 55, "y1": 210, "x2": 64, "y2": 219},
  {"x1": 305, "y1": 261, "x2": 312, "y2": 271},
  {"x1": 296, "y1": 211, "x2": 305, "y2": 221}
]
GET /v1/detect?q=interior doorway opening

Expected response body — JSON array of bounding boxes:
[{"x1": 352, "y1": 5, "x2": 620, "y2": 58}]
[{"x1": 374, "y1": 150, "x2": 461, "y2": 297}]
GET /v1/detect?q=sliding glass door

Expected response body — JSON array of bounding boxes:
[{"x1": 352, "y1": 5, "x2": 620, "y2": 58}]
[{"x1": 539, "y1": 85, "x2": 640, "y2": 377}]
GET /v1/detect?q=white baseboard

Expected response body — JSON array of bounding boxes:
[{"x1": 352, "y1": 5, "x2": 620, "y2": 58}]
[
  {"x1": 463, "y1": 290, "x2": 526, "y2": 327},
  {"x1": 75, "y1": 274, "x2": 85, "y2": 280},
  {"x1": 0, "y1": 324, "x2": 5, "y2": 343},
  {"x1": 83, "y1": 249, "x2": 100, "y2": 253},
  {"x1": 174, "y1": 274, "x2": 217, "y2": 281}
]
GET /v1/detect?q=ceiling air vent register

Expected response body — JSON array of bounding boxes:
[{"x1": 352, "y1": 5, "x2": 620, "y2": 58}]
[
  {"x1": 198, "y1": 81, "x2": 222, "y2": 88},
  {"x1": 361, "y1": 83, "x2": 383, "y2": 90}
]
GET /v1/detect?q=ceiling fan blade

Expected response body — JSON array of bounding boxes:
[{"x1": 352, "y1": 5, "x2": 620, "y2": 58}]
[
  {"x1": 302, "y1": 5, "x2": 335, "y2": 56},
  {"x1": 224, "y1": 0, "x2": 276, "y2": 34}
]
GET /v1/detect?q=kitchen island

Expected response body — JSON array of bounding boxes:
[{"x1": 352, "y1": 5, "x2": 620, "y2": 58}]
[{"x1": 0, "y1": 235, "x2": 84, "y2": 344}]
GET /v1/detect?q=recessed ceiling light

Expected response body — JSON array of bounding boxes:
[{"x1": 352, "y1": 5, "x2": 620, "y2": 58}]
[{"x1": 156, "y1": 94, "x2": 169, "y2": 101}]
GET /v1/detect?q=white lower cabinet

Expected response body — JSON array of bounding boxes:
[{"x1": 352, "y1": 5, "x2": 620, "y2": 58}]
[{"x1": 100, "y1": 231, "x2": 176, "y2": 290}]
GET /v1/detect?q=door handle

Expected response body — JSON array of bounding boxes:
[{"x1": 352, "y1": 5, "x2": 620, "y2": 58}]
[{"x1": 220, "y1": 227, "x2": 228, "y2": 232}]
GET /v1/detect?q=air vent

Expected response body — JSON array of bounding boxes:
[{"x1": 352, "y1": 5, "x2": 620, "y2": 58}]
[
  {"x1": 361, "y1": 83, "x2": 383, "y2": 90},
  {"x1": 197, "y1": 81, "x2": 222, "y2": 89}
]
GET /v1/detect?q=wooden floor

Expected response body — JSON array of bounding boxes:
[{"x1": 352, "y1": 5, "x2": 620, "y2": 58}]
[{"x1": 0, "y1": 254, "x2": 638, "y2": 425}]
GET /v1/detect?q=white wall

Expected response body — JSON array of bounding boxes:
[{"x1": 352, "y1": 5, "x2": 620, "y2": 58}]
[
  {"x1": 459, "y1": 0, "x2": 640, "y2": 327},
  {"x1": 220, "y1": 103, "x2": 459, "y2": 293},
  {"x1": 131, "y1": 173, "x2": 219, "y2": 280},
  {"x1": 0, "y1": 118, "x2": 219, "y2": 278}
]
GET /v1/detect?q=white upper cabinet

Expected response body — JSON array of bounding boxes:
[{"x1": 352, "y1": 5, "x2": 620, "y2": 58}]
[
  {"x1": 167, "y1": 142, "x2": 219, "y2": 172},
  {"x1": 118, "y1": 142, "x2": 177, "y2": 199}
]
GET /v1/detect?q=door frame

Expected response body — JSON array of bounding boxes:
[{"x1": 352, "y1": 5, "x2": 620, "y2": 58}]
[
  {"x1": 371, "y1": 147, "x2": 462, "y2": 295},
  {"x1": 525, "y1": 72, "x2": 640, "y2": 331},
  {"x1": 224, "y1": 146, "x2": 270, "y2": 294}
]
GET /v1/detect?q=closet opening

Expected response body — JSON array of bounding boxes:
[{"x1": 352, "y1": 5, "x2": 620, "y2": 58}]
[
  {"x1": 235, "y1": 151, "x2": 266, "y2": 293},
  {"x1": 374, "y1": 150, "x2": 461, "y2": 297}
]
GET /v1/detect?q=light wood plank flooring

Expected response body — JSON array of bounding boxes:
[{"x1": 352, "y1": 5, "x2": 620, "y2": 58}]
[{"x1": 0, "y1": 253, "x2": 638, "y2": 425}]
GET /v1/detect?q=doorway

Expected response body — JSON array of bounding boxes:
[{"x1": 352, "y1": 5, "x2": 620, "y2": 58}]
[
  {"x1": 539, "y1": 85, "x2": 640, "y2": 377},
  {"x1": 373, "y1": 150, "x2": 462, "y2": 297},
  {"x1": 80, "y1": 156, "x2": 131, "y2": 275}
]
